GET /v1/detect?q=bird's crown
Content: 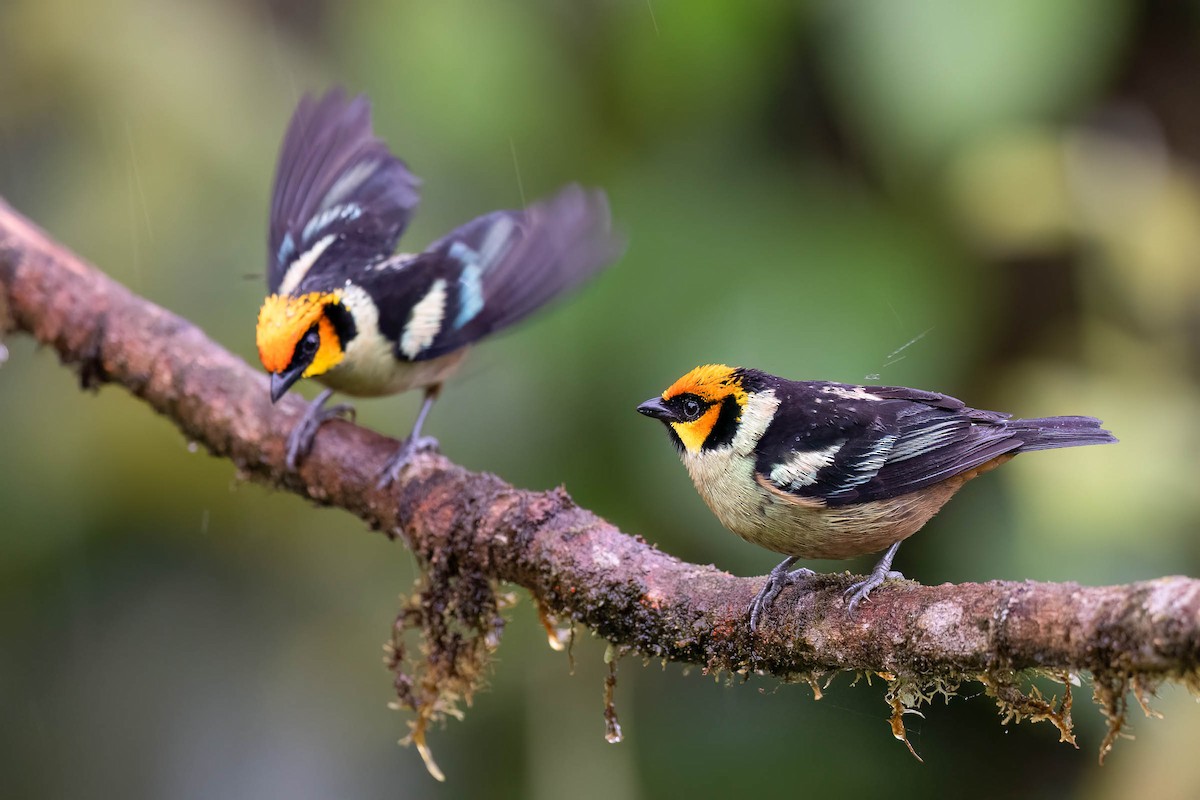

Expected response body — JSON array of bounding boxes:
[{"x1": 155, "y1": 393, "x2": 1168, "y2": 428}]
[
  {"x1": 256, "y1": 291, "x2": 340, "y2": 374},
  {"x1": 662, "y1": 364, "x2": 748, "y2": 406}
]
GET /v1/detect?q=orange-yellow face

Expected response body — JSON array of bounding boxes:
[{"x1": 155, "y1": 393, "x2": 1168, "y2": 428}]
[
  {"x1": 639, "y1": 364, "x2": 748, "y2": 453},
  {"x1": 256, "y1": 292, "x2": 346, "y2": 400}
]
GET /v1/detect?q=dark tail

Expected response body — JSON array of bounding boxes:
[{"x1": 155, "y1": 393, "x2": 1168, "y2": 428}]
[{"x1": 1008, "y1": 416, "x2": 1118, "y2": 451}]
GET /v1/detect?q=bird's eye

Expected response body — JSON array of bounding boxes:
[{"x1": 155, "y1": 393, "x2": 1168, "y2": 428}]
[
  {"x1": 300, "y1": 327, "x2": 320, "y2": 357},
  {"x1": 682, "y1": 398, "x2": 702, "y2": 421}
]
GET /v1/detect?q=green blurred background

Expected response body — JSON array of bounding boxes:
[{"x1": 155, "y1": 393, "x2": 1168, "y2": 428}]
[{"x1": 3, "y1": 0, "x2": 1200, "y2": 797}]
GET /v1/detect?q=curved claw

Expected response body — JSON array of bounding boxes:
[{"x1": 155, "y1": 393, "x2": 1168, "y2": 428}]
[
  {"x1": 842, "y1": 540, "x2": 907, "y2": 618},
  {"x1": 749, "y1": 557, "x2": 816, "y2": 631},
  {"x1": 285, "y1": 390, "x2": 356, "y2": 470},
  {"x1": 843, "y1": 570, "x2": 905, "y2": 618},
  {"x1": 376, "y1": 436, "x2": 441, "y2": 488}
]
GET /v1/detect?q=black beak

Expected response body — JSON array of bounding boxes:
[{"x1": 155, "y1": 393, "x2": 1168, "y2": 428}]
[
  {"x1": 637, "y1": 396, "x2": 678, "y2": 423},
  {"x1": 270, "y1": 366, "x2": 305, "y2": 404}
]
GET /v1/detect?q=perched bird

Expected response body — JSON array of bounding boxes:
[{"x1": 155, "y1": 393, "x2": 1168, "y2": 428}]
[
  {"x1": 256, "y1": 89, "x2": 622, "y2": 485},
  {"x1": 637, "y1": 365, "x2": 1116, "y2": 628}
]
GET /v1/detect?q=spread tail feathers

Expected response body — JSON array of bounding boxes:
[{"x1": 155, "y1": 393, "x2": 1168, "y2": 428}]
[{"x1": 1009, "y1": 416, "x2": 1118, "y2": 451}]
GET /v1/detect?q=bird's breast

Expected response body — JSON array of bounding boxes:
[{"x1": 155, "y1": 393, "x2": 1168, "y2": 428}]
[
  {"x1": 680, "y1": 447, "x2": 966, "y2": 559},
  {"x1": 318, "y1": 344, "x2": 467, "y2": 397}
]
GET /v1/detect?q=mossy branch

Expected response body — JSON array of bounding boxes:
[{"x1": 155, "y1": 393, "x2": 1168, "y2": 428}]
[{"x1": 2, "y1": 196, "x2": 1198, "y2": 766}]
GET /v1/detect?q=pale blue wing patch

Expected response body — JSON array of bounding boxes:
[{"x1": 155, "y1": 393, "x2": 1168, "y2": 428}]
[
  {"x1": 447, "y1": 242, "x2": 483, "y2": 329},
  {"x1": 446, "y1": 215, "x2": 516, "y2": 330},
  {"x1": 454, "y1": 261, "x2": 484, "y2": 330},
  {"x1": 302, "y1": 203, "x2": 363, "y2": 243},
  {"x1": 277, "y1": 233, "x2": 295, "y2": 269}
]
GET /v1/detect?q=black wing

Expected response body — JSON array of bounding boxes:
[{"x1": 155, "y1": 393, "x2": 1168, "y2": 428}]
[
  {"x1": 359, "y1": 184, "x2": 622, "y2": 362},
  {"x1": 753, "y1": 381, "x2": 1026, "y2": 507},
  {"x1": 268, "y1": 88, "x2": 420, "y2": 294}
]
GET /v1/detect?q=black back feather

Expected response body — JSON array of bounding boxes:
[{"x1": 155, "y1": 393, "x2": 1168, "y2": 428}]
[{"x1": 752, "y1": 379, "x2": 1116, "y2": 507}]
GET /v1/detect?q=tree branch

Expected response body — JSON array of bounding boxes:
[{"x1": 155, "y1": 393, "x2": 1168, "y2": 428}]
[{"x1": 2, "y1": 196, "x2": 1198, "y2": 763}]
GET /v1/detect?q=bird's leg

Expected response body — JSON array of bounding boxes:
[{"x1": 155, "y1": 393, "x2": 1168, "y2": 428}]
[
  {"x1": 285, "y1": 388, "x2": 356, "y2": 469},
  {"x1": 377, "y1": 385, "x2": 441, "y2": 488},
  {"x1": 749, "y1": 556, "x2": 816, "y2": 631},
  {"x1": 844, "y1": 540, "x2": 906, "y2": 617}
]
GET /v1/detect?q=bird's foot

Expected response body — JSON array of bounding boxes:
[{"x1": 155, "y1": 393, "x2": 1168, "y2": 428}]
[
  {"x1": 377, "y1": 435, "x2": 440, "y2": 488},
  {"x1": 749, "y1": 558, "x2": 816, "y2": 631},
  {"x1": 285, "y1": 392, "x2": 355, "y2": 470},
  {"x1": 843, "y1": 569, "x2": 905, "y2": 618}
]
